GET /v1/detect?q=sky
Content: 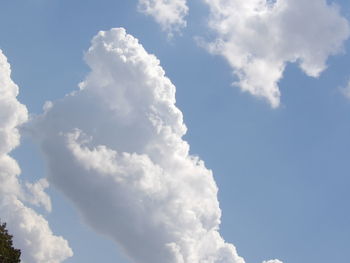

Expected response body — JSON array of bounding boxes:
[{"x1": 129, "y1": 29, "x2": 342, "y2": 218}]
[{"x1": 0, "y1": 0, "x2": 350, "y2": 263}]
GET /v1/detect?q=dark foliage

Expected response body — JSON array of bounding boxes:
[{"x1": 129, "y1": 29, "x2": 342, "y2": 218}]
[{"x1": 0, "y1": 221, "x2": 21, "y2": 263}]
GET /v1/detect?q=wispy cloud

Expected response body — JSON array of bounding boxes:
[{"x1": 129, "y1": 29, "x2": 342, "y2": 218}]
[
  {"x1": 33, "y1": 28, "x2": 281, "y2": 263},
  {"x1": 138, "y1": 0, "x2": 188, "y2": 37},
  {"x1": 340, "y1": 79, "x2": 350, "y2": 99},
  {"x1": 0, "y1": 50, "x2": 73, "y2": 263},
  {"x1": 201, "y1": 0, "x2": 350, "y2": 107}
]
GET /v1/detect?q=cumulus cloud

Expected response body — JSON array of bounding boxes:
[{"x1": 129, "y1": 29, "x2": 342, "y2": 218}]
[
  {"x1": 138, "y1": 0, "x2": 188, "y2": 37},
  {"x1": 33, "y1": 28, "x2": 280, "y2": 263},
  {"x1": 0, "y1": 50, "x2": 73, "y2": 263},
  {"x1": 201, "y1": 0, "x2": 350, "y2": 107}
]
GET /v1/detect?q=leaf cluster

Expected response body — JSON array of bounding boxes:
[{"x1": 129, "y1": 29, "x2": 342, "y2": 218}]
[{"x1": 0, "y1": 221, "x2": 21, "y2": 263}]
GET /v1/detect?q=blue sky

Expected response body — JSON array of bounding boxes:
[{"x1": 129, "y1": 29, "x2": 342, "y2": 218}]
[{"x1": 1, "y1": 0, "x2": 350, "y2": 263}]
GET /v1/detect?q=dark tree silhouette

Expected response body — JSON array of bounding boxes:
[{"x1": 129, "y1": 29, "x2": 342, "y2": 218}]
[{"x1": 0, "y1": 221, "x2": 21, "y2": 263}]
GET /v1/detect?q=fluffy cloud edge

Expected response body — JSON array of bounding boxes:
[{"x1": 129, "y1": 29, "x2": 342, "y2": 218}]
[
  {"x1": 201, "y1": 0, "x2": 350, "y2": 107},
  {"x1": 0, "y1": 49, "x2": 73, "y2": 263}
]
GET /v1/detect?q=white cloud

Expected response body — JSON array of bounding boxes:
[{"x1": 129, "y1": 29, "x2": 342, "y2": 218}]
[
  {"x1": 33, "y1": 28, "x2": 281, "y2": 263},
  {"x1": 341, "y1": 79, "x2": 350, "y2": 99},
  {"x1": 138, "y1": 0, "x2": 188, "y2": 37},
  {"x1": 0, "y1": 50, "x2": 73, "y2": 263},
  {"x1": 201, "y1": 0, "x2": 350, "y2": 107},
  {"x1": 25, "y1": 178, "x2": 52, "y2": 212}
]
